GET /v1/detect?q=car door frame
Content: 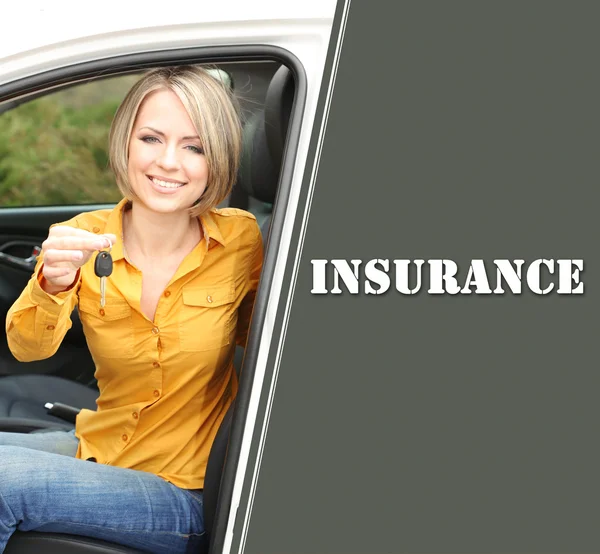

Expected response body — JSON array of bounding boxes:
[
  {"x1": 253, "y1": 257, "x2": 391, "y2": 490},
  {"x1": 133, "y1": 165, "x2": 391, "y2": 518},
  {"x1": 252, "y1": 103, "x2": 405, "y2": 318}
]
[{"x1": 0, "y1": 43, "x2": 308, "y2": 553}]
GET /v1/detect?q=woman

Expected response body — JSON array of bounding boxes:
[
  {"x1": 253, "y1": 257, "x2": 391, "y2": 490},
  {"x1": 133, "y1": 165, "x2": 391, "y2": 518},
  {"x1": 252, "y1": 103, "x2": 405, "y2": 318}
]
[{"x1": 1, "y1": 66, "x2": 263, "y2": 553}]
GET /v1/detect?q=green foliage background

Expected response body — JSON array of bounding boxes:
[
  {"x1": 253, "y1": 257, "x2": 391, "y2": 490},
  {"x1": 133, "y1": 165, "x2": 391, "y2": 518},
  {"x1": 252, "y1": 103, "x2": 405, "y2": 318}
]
[{"x1": 0, "y1": 75, "x2": 139, "y2": 207}]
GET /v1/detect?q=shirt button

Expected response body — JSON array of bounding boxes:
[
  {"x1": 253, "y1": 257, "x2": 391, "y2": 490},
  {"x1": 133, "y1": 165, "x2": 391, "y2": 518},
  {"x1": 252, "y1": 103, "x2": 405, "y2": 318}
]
[
  {"x1": 122, "y1": 434, "x2": 128, "y2": 442},
  {"x1": 92, "y1": 226, "x2": 100, "y2": 233},
  {"x1": 164, "y1": 290, "x2": 171, "y2": 297},
  {"x1": 99, "y1": 309, "x2": 105, "y2": 317},
  {"x1": 207, "y1": 295, "x2": 213, "y2": 303},
  {"x1": 132, "y1": 412, "x2": 138, "y2": 420},
  {"x1": 153, "y1": 389, "x2": 160, "y2": 398},
  {"x1": 152, "y1": 362, "x2": 160, "y2": 368},
  {"x1": 152, "y1": 327, "x2": 160, "y2": 335},
  {"x1": 46, "y1": 325, "x2": 55, "y2": 330}
]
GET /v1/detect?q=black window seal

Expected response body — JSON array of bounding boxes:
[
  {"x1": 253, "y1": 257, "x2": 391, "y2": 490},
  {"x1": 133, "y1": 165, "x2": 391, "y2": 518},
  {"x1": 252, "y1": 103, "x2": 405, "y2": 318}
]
[{"x1": 0, "y1": 44, "x2": 307, "y2": 554}]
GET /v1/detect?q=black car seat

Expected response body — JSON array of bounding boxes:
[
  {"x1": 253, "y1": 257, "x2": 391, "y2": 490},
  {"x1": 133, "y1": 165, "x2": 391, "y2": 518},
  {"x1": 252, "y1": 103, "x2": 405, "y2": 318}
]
[
  {"x1": 0, "y1": 64, "x2": 294, "y2": 433},
  {"x1": 0, "y1": 374, "x2": 98, "y2": 431},
  {"x1": 4, "y1": 64, "x2": 294, "y2": 554},
  {"x1": 238, "y1": 64, "x2": 294, "y2": 238}
]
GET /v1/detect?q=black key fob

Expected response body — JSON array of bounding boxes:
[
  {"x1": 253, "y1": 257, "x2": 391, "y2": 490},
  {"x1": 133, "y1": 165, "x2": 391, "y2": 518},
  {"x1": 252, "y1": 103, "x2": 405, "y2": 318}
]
[{"x1": 94, "y1": 251, "x2": 113, "y2": 277}]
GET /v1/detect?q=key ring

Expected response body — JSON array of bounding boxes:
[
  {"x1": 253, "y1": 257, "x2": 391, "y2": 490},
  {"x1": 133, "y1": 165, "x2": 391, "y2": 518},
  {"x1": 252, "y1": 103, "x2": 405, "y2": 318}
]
[{"x1": 102, "y1": 236, "x2": 113, "y2": 253}]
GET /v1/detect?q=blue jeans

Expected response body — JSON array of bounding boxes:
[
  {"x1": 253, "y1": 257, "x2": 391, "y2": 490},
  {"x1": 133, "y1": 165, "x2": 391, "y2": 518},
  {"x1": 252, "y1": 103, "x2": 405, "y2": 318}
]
[{"x1": 0, "y1": 430, "x2": 205, "y2": 553}]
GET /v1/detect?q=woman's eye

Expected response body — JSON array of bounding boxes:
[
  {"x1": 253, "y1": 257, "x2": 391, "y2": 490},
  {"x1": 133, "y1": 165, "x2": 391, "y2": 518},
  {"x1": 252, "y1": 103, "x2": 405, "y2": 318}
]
[
  {"x1": 186, "y1": 145, "x2": 204, "y2": 155},
  {"x1": 141, "y1": 136, "x2": 160, "y2": 144}
]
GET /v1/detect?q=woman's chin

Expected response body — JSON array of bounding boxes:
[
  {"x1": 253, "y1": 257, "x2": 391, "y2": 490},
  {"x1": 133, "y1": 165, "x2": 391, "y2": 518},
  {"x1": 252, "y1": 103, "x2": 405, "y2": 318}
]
[{"x1": 134, "y1": 195, "x2": 194, "y2": 216}]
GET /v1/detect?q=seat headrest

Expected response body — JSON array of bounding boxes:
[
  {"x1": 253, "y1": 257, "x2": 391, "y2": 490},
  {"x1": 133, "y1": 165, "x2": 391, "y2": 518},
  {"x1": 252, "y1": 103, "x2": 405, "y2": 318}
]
[{"x1": 237, "y1": 65, "x2": 294, "y2": 204}]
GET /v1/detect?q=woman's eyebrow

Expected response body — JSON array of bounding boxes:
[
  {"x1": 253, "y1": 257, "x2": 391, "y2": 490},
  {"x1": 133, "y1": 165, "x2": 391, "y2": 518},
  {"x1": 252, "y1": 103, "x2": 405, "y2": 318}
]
[{"x1": 139, "y1": 126, "x2": 201, "y2": 141}]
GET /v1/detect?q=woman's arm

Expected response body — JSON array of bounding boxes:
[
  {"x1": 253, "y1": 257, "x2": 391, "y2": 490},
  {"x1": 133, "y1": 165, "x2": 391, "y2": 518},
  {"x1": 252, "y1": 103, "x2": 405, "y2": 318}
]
[
  {"x1": 5, "y1": 224, "x2": 115, "y2": 362},
  {"x1": 6, "y1": 258, "x2": 81, "y2": 362}
]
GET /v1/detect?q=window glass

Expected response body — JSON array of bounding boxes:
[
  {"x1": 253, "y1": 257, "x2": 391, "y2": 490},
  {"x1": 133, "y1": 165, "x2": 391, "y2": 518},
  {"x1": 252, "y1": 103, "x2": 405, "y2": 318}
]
[{"x1": 0, "y1": 75, "x2": 139, "y2": 207}]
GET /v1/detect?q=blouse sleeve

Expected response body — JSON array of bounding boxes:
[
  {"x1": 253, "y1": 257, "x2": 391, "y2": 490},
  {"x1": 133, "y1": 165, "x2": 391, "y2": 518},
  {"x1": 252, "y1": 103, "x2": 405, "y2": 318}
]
[{"x1": 5, "y1": 254, "x2": 81, "y2": 362}]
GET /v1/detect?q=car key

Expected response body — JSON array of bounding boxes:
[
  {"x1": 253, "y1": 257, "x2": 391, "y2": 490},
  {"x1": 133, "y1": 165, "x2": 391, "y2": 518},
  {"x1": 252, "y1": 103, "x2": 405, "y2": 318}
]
[{"x1": 94, "y1": 249, "x2": 113, "y2": 308}]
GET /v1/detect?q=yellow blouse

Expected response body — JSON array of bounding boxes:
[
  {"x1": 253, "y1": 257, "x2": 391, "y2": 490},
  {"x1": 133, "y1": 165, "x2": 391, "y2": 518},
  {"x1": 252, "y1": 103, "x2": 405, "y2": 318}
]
[{"x1": 6, "y1": 198, "x2": 263, "y2": 489}]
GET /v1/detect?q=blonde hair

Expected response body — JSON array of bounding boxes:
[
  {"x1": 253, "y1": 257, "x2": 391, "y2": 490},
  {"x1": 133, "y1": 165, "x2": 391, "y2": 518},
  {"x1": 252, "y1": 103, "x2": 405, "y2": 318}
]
[{"x1": 109, "y1": 66, "x2": 241, "y2": 216}]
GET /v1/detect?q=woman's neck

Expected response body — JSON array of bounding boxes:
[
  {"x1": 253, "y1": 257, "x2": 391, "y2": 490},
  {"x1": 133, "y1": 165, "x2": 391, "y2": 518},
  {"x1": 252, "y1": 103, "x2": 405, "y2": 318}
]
[{"x1": 122, "y1": 202, "x2": 202, "y2": 260}]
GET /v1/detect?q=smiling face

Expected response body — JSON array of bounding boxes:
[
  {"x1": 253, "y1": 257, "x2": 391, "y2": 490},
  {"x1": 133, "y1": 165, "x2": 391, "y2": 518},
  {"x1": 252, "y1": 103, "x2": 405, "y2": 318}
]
[{"x1": 127, "y1": 88, "x2": 209, "y2": 215}]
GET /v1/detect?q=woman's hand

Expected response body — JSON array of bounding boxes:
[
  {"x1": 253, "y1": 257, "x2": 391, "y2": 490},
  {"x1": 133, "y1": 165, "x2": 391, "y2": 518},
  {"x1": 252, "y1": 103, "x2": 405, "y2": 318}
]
[{"x1": 40, "y1": 226, "x2": 117, "y2": 294}]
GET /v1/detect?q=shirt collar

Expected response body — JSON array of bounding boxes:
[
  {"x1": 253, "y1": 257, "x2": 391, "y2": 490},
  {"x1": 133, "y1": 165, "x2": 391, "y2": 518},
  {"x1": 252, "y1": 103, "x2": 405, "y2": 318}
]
[
  {"x1": 104, "y1": 200, "x2": 228, "y2": 261},
  {"x1": 199, "y1": 209, "x2": 227, "y2": 250},
  {"x1": 104, "y1": 198, "x2": 129, "y2": 262}
]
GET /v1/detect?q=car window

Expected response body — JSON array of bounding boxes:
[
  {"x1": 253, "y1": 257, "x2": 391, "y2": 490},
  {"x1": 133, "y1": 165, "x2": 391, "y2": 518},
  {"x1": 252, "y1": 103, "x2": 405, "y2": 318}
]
[
  {"x1": 0, "y1": 68, "x2": 235, "y2": 209},
  {"x1": 0, "y1": 75, "x2": 136, "y2": 208}
]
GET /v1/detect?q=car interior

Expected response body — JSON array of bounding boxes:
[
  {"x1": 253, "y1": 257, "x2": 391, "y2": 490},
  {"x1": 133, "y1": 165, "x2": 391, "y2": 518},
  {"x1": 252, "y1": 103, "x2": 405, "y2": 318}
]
[{"x1": 0, "y1": 57, "x2": 296, "y2": 553}]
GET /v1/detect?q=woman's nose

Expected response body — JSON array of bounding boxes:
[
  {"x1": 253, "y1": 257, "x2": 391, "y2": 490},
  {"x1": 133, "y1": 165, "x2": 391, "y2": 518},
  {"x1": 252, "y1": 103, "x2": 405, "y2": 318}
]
[{"x1": 156, "y1": 145, "x2": 181, "y2": 170}]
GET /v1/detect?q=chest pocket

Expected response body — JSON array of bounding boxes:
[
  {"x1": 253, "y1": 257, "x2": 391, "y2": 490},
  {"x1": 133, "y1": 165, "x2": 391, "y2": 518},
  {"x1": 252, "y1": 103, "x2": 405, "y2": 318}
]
[
  {"x1": 78, "y1": 296, "x2": 134, "y2": 358},
  {"x1": 179, "y1": 282, "x2": 237, "y2": 352}
]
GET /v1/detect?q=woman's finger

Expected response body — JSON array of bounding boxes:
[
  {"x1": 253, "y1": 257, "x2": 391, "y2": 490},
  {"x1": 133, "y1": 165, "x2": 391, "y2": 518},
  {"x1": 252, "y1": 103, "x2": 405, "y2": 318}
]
[
  {"x1": 49, "y1": 226, "x2": 104, "y2": 238},
  {"x1": 49, "y1": 226, "x2": 117, "y2": 243},
  {"x1": 101, "y1": 234, "x2": 117, "y2": 248},
  {"x1": 47, "y1": 227, "x2": 116, "y2": 249},
  {"x1": 42, "y1": 265, "x2": 75, "y2": 280},
  {"x1": 42, "y1": 236, "x2": 112, "y2": 253},
  {"x1": 42, "y1": 249, "x2": 87, "y2": 266}
]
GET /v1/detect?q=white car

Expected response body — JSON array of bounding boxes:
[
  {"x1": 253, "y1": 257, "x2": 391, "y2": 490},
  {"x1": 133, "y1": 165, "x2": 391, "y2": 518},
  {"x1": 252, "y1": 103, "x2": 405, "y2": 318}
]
[{"x1": 0, "y1": 2, "x2": 339, "y2": 553}]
